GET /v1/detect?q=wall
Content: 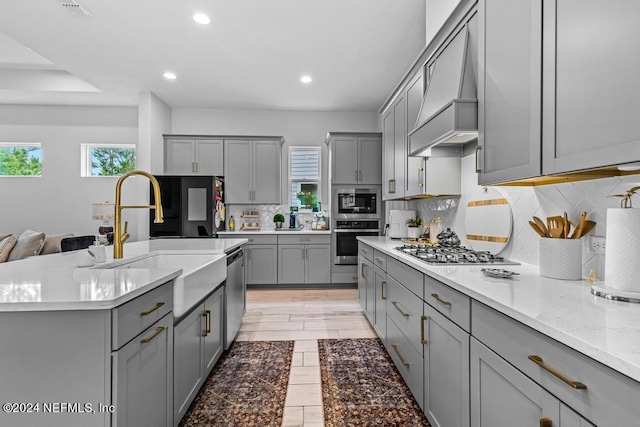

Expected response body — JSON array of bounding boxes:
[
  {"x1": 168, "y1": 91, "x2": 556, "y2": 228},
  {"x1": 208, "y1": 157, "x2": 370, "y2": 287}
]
[
  {"x1": 0, "y1": 104, "x2": 141, "y2": 239},
  {"x1": 401, "y1": 150, "x2": 638, "y2": 280},
  {"x1": 172, "y1": 108, "x2": 380, "y2": 226}
]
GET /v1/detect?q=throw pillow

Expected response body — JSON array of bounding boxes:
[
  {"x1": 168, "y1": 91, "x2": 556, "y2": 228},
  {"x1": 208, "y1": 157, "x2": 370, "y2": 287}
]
[
  {"x1": 7, "y1": 230, "x2": 46, "y2": 261},
  {"x1": 0, "y1": 234, "x2": 17, "y2": 263},
  {"x1": 41, "y1": 233, "x2": 74, "y2": 255}
]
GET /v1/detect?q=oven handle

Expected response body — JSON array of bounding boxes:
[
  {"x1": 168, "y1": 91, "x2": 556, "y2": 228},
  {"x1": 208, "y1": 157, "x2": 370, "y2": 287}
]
[{"x1": 333, "y1": 229, "x2": 380, "y2": 233}]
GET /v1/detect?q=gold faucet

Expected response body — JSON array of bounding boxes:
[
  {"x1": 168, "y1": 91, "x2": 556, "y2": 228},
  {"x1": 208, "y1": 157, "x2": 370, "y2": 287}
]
[{"x1": 113, "y1": 170, "x2": 164, "y2": 259}]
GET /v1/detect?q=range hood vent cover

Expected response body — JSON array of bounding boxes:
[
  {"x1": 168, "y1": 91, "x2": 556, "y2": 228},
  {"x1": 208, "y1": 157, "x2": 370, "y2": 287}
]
[
  {"x1": 409, "y1": 23, "x2": 477, "y2": 156},
  {"x1": 57, "y1": 0, "x2": 93, "y2": 17}
]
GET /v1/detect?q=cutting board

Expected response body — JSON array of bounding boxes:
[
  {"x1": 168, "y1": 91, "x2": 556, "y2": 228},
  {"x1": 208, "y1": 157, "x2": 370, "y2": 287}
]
[{"x1": 464, "y1": 187, "x2": 512, "y2": 254}]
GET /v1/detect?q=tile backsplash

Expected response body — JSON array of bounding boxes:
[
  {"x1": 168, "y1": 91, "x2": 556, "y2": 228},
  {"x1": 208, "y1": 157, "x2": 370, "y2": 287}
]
[
  {"x1": 397, "y1": 154, "x2": 640, "y2": 280},
  {"x1": 226, "y1": 205, "x2": 318, "y2": 231}
]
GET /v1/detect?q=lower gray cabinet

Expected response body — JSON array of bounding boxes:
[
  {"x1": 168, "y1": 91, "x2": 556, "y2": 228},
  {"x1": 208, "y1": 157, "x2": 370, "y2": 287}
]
[
  {"x1": 277, "y1": 244, "x2": 331, "y2": 284},
  {"x1": 113, "y1": 314, "x2": 173, "y2": 427},
  {"x1": 423, "y1": 302, "x2": 469, "y2": 427},
  {"x1": 173, "y1": 286, "x2": 224, "y2": 426},
  {"x1": 357, "y1": 256, "x2": 375, "y2": 323},
  {"x1": 373, "y1": 266, "x2": 387, "y2": 341},
  {"x1": 358, "y1": 255, "x2": 367, "y2": 311},
  {"x1": 386, "y1": 315, "x2": 424, "y2": 409},
  {"x1": 246, "y1": 244, "x2": 278, "y2": 285}
]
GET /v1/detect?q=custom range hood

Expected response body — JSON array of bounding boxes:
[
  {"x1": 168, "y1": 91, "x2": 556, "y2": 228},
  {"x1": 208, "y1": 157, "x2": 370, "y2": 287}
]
[{"x1": 409, "y1": 22, "x2": 477, "y2": 156}]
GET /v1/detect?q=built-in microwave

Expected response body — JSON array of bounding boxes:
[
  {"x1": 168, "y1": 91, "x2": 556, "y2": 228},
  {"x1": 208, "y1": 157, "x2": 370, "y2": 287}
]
[{"x1": 332, "y1": 187, "x2": 381, "y2": 219}]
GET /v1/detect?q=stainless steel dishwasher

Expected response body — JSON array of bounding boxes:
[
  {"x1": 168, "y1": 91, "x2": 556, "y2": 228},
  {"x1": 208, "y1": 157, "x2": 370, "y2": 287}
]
[{"x1": 224, "y1": 247, "x2": 245, "y2": 349}]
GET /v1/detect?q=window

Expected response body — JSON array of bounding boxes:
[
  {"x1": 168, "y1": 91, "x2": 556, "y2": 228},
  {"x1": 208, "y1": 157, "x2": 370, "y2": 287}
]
[
  {"x1": 0, "y1": 143, "x2": 42, "y2": 176},
  {"x1": 289, "y1": 147, "x2": 321, "y2": 211},
  {"x1": 81, "y1": 144, "x2": 136, "y2": 177}
]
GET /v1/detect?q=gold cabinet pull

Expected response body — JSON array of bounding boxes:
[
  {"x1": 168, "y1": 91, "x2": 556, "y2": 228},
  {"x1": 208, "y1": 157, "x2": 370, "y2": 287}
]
[
  {"x1": 431, "y1": 293, "x2": 452, "y2": 306},
  {"x1": 389, "y1": 179, "x2": 396, "y2": 194},
  {"x1": 475, "y1": 145, "x2": 483, "y2": 173},
  {"x1": 418, "y1": 167, "x2": 424, "y2": 187},
  {"x1": 420, "y1": 315, "x2": 428, "y2": 344},
  {"x1": 539, "y1": 418, "x2": 553, "y2": 427},
  {"x1": 391, "y1": 343, "x2": 409, "y2": 366},
  {"x1": 140, "y1": 326, "x2": 165, "y2": 344},
  {"x1": 381, "y1": 281, "x2": 386, "y2": 300},
  {"x1": 361, "y1": 263, "x2": 366, "y2": 278},
  {"x1": 202, "y1": 312, "x2": 208, "y2": 337},
  {"x1": 391, "y1": 301, "x2": 410, "y2": 317},
  {"x1": 140, "y1": 302, "x2": 165, "y2": 316},
  {"x1": 528, "y1": 355, "x2": 587, "y2": 390},
  {"x1": 206, "y1": 310, "x2": 212, "y2": 334}
]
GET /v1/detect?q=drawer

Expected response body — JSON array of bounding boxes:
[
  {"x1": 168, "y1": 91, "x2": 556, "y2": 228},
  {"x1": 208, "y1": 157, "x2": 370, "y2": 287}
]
[
  {"x1": 373, "y1": 250, "x2": 387, "y2": 271},
  {"x1": 358, "y1": 243, "x2": 373, "y2": 262},
  {"x1": 472, "y1": 300, "x2": 640, "y2": 427},
  {"x1": 424, "y1": 275, "x2": 470, "y2": 332},
  {"x1": 112, "y1": 281, "x2": 173, "y2": 350},
  {"x1": 386, "y1": 256, "x2": 423, "y2": 298},
  {"x1": 386, "y1": 315, "x2": 424, "y2": 410},
  {"x1": 236, "y1": 235, "x2": 277, "y2": 245},
  {"x1": 387, "y1": 276, "x2": 424, "y2": 356},
  {"x1": 278, "y1": 235, "x2": 330, "y2": 245}
]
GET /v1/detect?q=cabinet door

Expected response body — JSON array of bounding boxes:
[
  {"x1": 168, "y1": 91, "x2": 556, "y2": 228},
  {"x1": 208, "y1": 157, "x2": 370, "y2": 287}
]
[
  {"x1": 478, "y1": 0, "x2": 542, "y2": 184},
  {"x1": 305, "y1": 244, "x2": 331, "y2": 284},
  {"x1": 357, "y1": 256, "x2": 367, "y2": 311},
  {"x1": 560, "y1": 403, "x2": 595, "y2": 427},
  {"x1": 382, "y1": 109, "x2": 396, "y2": 199},
  {"x1": 224, "y1": 140, "x2": 252, "y2": 203},
  {"x1": 278, "y1": 244, "x2": 306, "y2": 284},
  {"x1": 173, "y1": 307, "x2": 205, "y2": 424},
  {"x1": 203, "y1": 287, "x2": 224, "y2": 375},
  {"x1": 359, "y1": 136, "x2": 382, "y2": 184},
  {"x1": 333, "y1": 137, "x2": 359, "y2": 184},
  {"x1": 246, "y1": 244, "x2": 278, "y2": 284},
  {"x1": 470, "y1": 338, "x2": 559, "y2": 427},
  {"x1": 374, "y1": 268, "x2": 387, "y2": 340},
  {"x1": 113, "y1": 314, "x2": 173, "y2": 427},
  {"x1": 393, "y1": 96, "x2": 406, "y2": 196},
  {"x1": 542, "y1": 0, "x2": 640, "y2": 174},
  {"x1": 253, "y1": 141, "x2": 281, "y2": 204},
  {"x1": 363, "y1": 258, "x2": 375, "y2": 323},
  {"x1": 423, "y1": 303, "x2": 470, "y2": 427},
  {"x1": 166, "y1": 139, "x2": 195, "y2": 174},
  {"x1": 195, "y1": 139, "x2": 223, "y2": 176},
  {"x1": 406, "y1": 72, "x2": 427, "y2": 197}
]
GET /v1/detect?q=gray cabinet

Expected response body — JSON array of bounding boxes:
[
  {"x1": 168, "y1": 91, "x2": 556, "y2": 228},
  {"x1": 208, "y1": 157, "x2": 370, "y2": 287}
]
[
  {"x1": 277, "y1": 235, "x2": 331, "y2": 284},
  {"x1": 330, "y1": 133, "x2": 382, "y2": 185},
  {"x1": 173, "y1": 286, "x2": 224, "y2": 426},
  {"x1": 542, "y1": 0, "x2": 640, "y2": 174},
  {"x1": 246, "y1": 244, "x2": 278, "y2": 285},
  {"x1": 477, "y1": 0, "x2": 542, "y2": 185},
  {"x1": 383, "y1": 109, "x2": 396, "y2": 198},
  {"x1": 305, "y1": 244, "x2": 331, "y2": 283},
  {"x1": 357, "y1": 255, "x2": 375, "y2": 322},
  {"x1": 405, "y1": 72, "x2": 427, "y2": 198},
  {"x1": 382, "y1": 96, "x2": 406, "y2": 198},
  {"x1": 373, "y1": 264, "x2": 387, "y2": 341},
  {"x1": 165, "y1": 138, "x2": 224, "y2": 176},
  {"x1": 278, "y1": 245, "x2": 306, "y2": 283},
  {"x1": 224, "y1": 139, "x2": 281, "y2": 204}
]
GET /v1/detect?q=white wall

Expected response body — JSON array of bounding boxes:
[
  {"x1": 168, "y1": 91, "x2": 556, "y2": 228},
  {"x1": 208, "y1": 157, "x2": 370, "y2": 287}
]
[
  {"x1": 172, "y1": 108, "x2": 380, "y2": 209},
  {"x1": 425, "y1": 0, "x2": 462, "y2": 46},
  {"x1": 0, "y1": 104, "x2": 140, "y2": 239}
]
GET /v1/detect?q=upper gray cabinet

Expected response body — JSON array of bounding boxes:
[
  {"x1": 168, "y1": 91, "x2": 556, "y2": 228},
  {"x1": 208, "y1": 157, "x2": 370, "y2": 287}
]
[
  {"x1": 382, "y1": 94, "x2": 406, "y2": 199},
  {"x1": 405, "y1": 72, "x2": 428, "y2": 198},
  {"x1": 542, "y1": 0, "x2": 640, "y2": 175},
  {"x1": 165, "y1": 137, "x2": 224, "y2": 176},
  {"x1": 330, "y1": 133, "x2": 382, "y2": 185},
  {"x1": 477, "y1": 0, "x2": 542, "y2": 185}
]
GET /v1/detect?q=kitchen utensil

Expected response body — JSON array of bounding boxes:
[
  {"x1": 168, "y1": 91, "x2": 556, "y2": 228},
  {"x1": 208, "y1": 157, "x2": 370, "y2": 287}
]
[
  {"x1": 580, "y1": 220, "x2": 596, "y2": 237},
  {"x1": 571, "y1": 212, "x2": 587, "y2": 239},
  {"x1": 563, "y1": 212, "x2": 570, "y2": 239},
  {"x1": 529, "y1": 221, "x2": 547, "y2": 237},
  {"x1": 547, "y1": 216, "x2": 564, "y2": 239},
  {"x1": 533, "y1": 216, "x2": 550, "y2": 237}
]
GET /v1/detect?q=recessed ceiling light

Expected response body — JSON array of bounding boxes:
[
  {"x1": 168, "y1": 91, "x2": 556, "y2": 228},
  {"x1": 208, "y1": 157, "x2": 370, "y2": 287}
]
[
  {"x1": 300, "y1": 75, "x2": 312, "y2": 84},
  {"x1": 163, "y1": 72, "x2": 177, "y2": 80},
  {"x1": 193, "y1": 13, "x2": 211, "y2": 25}
]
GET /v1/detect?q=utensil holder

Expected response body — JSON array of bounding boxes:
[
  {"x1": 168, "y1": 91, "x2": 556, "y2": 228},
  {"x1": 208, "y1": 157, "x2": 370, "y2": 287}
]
[{"x1": 539, "y1": 238, "x2": 582, "y2": 280}]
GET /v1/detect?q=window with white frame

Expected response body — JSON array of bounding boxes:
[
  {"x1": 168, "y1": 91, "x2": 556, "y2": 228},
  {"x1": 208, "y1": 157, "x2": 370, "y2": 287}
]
[
  {"x1": 289, "y1": 146, "x2": 321, "y2": 211},
  {"x1": 0, "y1": 143, "x2": 42, "y2": 176},
  {"x1": 81, "y1": 143, "x2": 136, "y2": 177}
]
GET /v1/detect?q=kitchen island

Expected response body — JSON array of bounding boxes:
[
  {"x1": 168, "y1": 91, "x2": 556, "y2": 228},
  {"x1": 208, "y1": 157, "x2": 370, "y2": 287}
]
[
  {"x1": 358, "y1": 236, "x2": 640, "y2": 427},
  {"x1": 0, "y1": 237, "x2": 247, "y2": 427}
]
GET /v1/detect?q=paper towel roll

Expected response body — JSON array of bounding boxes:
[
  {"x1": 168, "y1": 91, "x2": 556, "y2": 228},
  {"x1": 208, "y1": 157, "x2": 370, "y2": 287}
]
[{"x1": 604, "y1": 208, "x2": 640, "y2": 292}]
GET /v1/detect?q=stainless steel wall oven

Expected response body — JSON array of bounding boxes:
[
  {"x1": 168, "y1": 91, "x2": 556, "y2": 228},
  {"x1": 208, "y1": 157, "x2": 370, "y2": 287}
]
[{"x1": 332, "y1": 220, "x2": 380, "y2": 265}]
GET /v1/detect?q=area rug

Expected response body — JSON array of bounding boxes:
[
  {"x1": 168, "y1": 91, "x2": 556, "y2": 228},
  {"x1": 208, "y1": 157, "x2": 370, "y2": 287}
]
[
  {"x1": 179, "y1": 340, "x2": 294, "y2": 427},
  {"x1": 319, "y1": 338, "x2": 430, "y2": 426}
]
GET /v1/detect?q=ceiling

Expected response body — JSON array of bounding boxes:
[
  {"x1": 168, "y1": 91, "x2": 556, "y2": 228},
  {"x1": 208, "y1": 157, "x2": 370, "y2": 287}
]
[{"x1": 0, "y1": 0, "x2": 426, "y2": 111}]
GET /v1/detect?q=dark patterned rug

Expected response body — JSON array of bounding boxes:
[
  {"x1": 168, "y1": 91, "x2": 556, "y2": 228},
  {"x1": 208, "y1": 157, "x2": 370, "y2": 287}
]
[
  {"x1": 319, "y1": 338, "x2": 430, "y2": 427},
  {"x1": 179, "y1": 340, "x2": 294, "y2": 427}
]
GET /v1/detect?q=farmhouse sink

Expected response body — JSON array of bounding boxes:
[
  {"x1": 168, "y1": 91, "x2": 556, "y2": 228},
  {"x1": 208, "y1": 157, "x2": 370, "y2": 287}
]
[{"x1": 96, "y1": 253, "x2": 227, "y2": 317}]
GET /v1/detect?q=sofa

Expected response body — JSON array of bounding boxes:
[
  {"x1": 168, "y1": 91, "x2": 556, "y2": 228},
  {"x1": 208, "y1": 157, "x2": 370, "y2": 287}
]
[{"x1": 0, "y1": 230, "x2": 73, "y2": 263}]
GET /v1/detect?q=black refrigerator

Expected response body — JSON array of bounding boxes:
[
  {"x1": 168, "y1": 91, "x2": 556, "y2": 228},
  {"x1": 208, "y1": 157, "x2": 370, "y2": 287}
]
[{"x1": 150, "y1": 175, "x2": 225, "y2": 238}]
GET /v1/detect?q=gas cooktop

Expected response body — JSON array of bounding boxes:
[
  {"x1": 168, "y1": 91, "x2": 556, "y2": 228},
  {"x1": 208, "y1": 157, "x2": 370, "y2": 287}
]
[{"x1": 395, "y1": 244, "x2": 520, "y2": 266}]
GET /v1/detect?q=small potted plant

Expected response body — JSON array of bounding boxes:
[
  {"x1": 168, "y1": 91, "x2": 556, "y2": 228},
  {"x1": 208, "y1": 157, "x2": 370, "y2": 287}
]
[
  {"x1": 273, "y1": 213, "x2": 285, "y2": 229},
  {"x1": 406, "y1": 217, "x2": 425, "y2": 239}
]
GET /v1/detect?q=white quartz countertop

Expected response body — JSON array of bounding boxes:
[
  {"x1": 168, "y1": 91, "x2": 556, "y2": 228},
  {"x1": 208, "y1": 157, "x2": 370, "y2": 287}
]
[
  {"x1": 358, "y1": 236, "x2": 640, "y2": 384},
  {"x1": 218, "y1": 229, "x2": 331, "y2": 235},
  {"x1": 0, "y1": 238, "x2": 247, "y2": 312}
]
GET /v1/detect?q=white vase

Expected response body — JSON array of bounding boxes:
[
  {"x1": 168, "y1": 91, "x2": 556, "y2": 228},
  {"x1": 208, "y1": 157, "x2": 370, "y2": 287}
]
[{"x1": 407, "y1": 226, "x2": 422, "y2": 239}]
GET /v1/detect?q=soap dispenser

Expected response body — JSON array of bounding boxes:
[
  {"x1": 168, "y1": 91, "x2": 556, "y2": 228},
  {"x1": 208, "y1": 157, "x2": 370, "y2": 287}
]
[{"x1": 289, "y1": 206, "x2": 299, "y2": 229}]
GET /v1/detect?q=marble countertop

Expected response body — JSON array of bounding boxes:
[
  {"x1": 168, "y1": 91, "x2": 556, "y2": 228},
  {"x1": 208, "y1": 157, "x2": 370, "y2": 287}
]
[
  {"x1": 218, "y1": 229, "x2": 331, "y2": 235},
  {"x1": 358, "y1": 236, "x2": 640, "y2": 384},
  {"x1": 0, "y1": 238, "x2": 248, "y2": 312}
]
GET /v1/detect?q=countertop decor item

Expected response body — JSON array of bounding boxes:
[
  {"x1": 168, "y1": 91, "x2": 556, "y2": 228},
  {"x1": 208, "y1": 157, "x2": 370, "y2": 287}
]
[
  {"x1": 464, "y1": 186, "x2": 512, "y2": 254},
  {"x1": 406, "y1": 217, "x2": 424, "y2": 239},
  {"x1": 481, "y1": 268, "x2": 520, "y2": 278},
  {"x1": 539, "y1": 237, "x2": 582, "y2": 280},
  {"x1": 273, "y1": 213, "x2": 285, "y2": 229}
]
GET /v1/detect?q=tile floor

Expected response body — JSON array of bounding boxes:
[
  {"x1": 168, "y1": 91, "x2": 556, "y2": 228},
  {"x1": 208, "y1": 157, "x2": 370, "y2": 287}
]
[{"x1": 235, "y1": 288, "x2": 376, "y2": 427}]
